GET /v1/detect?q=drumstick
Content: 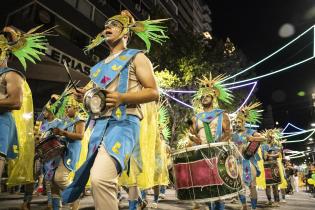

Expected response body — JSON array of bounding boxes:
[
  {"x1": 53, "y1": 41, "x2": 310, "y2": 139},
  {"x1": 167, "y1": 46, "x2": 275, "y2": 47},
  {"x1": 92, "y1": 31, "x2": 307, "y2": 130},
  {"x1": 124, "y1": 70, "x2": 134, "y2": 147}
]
[{"x1": 63, "y1": 61, "x2": 79, "y2": 92}]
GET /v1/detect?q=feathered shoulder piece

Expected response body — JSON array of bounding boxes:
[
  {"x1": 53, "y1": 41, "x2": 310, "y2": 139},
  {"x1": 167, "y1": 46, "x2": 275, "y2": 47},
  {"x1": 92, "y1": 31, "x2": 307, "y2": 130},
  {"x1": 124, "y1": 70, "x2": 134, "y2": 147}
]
[
  {"x1": 236, "y1": 102, "x2": 263, "y2": 125},
  {"x1": 261, "y1": 128, "x2": 283, "y2": 144},
  {"x1": 158, "y1": 104, "x2": 171, "y2": 141}
]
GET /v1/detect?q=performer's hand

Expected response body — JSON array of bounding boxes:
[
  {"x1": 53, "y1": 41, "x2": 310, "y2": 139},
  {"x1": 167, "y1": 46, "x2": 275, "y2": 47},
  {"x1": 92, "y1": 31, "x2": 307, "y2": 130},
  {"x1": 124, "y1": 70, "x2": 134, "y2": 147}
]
[
  {"x1": 189, "y1": 134, "x2": 202, "y2": 145},
  {"x1": 72, "y1": 87, "x2": 86, "y2": 102},
  {"x1": 53, "y1": 128, "x2": 64, "y2": 136},
  {"x1": 104, "y1": 90, "x2": 123, "y2": 108},
  {"x1": 246, "y1": 136, "x2": 253, "y2": 142}
]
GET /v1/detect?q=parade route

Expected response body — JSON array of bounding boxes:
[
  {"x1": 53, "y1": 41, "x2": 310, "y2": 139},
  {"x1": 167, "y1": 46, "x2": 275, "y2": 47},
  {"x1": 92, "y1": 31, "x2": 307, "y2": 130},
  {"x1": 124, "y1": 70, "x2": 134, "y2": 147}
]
[{"x1": 1, "y1": 189, "x2": 314, "y2": 209}]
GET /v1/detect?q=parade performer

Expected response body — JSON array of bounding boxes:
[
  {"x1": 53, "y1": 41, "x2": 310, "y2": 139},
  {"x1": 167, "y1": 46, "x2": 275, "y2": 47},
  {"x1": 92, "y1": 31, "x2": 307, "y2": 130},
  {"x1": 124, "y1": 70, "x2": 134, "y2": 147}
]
[
  {"x1": 151, "y1": 105, "x2": 171, "y2": 208},
  {"x1": 50, "y1": 96, "x2": 86, "y2": 210},
  {"x1": 119, "y1": 102, "x2": 158, "y2": 210},
  {"x1": 39, "y1": 95, "x2": 64, "y2": 209},
  {"x1": 0, "y1": 25, "x2": 50, "y2": 209},
  {"x1": 188, "y1": 73, "x2": 233, "y2": 210},
  {"x1": 140, "y1": 104, "x2": 171, "y2": 209},
  {"x1": 261, "y1": 129, "x2": 287, "y2": 207},
  {"x1": 232, "y1": 102, "x2": 265, "y2": 210},
  {"x1": 62, "y1": 10, "x2": 168, "y2": 210}
]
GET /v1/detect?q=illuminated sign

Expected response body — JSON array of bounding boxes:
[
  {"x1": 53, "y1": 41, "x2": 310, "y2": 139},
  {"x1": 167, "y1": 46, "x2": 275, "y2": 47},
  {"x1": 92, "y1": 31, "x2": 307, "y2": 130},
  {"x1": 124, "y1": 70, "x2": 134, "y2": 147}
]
[{"x1": 44, "y1": 45, "x2": 91, "y2": 75}]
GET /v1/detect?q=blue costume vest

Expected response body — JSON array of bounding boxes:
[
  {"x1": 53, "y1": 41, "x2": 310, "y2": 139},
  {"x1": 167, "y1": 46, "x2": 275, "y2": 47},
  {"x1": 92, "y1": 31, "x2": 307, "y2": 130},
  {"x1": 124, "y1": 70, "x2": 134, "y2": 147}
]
[
  {"x1": 61, "y1": 116, "x2": 83, "y2": 171},
  {"x1": 62, "y1": 49, "x2": 142, "y2": 203},
  {"x1": 196, "y1": 109, "x2": 224, "y2": 142},
  {"x1": 232, "y1": 128, "x2": 261, "y2": 186}
]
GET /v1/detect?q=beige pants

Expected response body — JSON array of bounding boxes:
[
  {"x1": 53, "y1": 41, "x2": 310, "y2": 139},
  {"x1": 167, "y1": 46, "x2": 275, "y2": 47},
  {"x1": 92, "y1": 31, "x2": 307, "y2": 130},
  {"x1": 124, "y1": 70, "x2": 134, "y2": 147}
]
[
  {"x1": 90, "y1": 146, "x2": 119, "y2": 210},
  {"x1": 52, "y1": 161, "x2": 80, "y2": 210}
]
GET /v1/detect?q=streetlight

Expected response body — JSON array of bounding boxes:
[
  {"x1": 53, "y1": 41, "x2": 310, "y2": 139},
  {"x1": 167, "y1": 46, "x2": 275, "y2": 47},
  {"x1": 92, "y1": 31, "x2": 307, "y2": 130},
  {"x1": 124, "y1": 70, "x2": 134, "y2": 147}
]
[
  {"x1": 311, "y1": 123, "x2": 315, "y2": 127},
  {"x1": 203, "y1": 31, "x2": 212, "y2": 40}
]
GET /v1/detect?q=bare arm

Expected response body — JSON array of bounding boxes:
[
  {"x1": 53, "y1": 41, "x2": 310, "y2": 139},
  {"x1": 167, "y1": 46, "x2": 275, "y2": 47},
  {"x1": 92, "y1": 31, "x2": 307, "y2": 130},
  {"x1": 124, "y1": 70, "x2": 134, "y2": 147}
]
[
  {"x1": 247, "y1": 131, "x2": 266, "y2": 142},
  {"x1": 53, "y1": 121, "x2": 85, "y2": 140},
  {"x1": 105, "y1": 53, "x2": 159, "y2": 107},
  {"x1": 72, "y1": 81, "x2": 94, "y2": 102},
  {"x1": 267, "y1": 151, "x2": 280, "y2": 158},
  {"x1": 221, "y1": 112, "x2": 232, "y2": 142},
  {"x1": 0, "y1": 71, "x2": 23, "y2": 111}
]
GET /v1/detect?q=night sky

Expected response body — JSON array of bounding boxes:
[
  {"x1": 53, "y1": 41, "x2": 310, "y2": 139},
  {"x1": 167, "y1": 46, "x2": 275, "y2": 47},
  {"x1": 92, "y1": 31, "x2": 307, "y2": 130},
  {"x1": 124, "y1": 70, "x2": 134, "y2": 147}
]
[{"x1": 209, "y1": 0, "x2": 315, "y2": 153}]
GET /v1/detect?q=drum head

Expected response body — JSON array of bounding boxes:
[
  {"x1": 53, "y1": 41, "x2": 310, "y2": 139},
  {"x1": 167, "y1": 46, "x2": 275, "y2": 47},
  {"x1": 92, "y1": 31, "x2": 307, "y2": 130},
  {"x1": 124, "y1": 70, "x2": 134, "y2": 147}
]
[
  {"x1": 172, "y1": 142, "x2": 242, "y2": 201},
  {"x1": 84, "y1": 88, "x2": 106, "y2": 118}
]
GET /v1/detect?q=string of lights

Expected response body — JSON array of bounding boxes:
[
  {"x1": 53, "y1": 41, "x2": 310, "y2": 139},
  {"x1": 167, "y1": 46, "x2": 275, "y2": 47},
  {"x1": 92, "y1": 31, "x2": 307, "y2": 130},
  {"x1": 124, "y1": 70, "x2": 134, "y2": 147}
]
[{"x1": 221, "y1": 25, "x2": 315, "y2": 83}]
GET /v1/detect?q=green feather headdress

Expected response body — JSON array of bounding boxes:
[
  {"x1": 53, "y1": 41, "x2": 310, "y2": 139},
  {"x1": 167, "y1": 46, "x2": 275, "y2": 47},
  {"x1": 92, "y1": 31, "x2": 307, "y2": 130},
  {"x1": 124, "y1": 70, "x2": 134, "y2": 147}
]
[
  {"x1": 236, "y1": 102, "x2": 263, "y2": 125},
  {"x1": 158, "y1": 105, "x2": 171, "y2": 141},
  {"x1": 0, "y1": 25, "x2": 54, "y2": 69},
  {"x1": 261, "y1": 128, "x2": 283, "y2": 146},
  {"x1": 84, "y1": 10, "x2": 168, "y2": 53},
  {"x1": 45, "y1": 83, "x2": 87, "y2": 120},
  {"x1": 193, "y1": 73, "x2": 233, "y2": 109}
]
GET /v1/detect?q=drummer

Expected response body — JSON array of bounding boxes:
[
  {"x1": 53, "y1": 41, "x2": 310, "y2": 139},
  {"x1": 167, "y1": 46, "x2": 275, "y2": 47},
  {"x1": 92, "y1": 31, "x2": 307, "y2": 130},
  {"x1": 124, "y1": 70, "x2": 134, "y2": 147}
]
[
  {"x1": 261, "y1": 129, "x2": 282, "y2": 207},
  {"x1": 232, "y1": 102, "x2": 265, "y2": 210},
  {"x1": 188, "y1": 73, "x2": 233, "y2": 210},
  {"x1": 50, "y1": 96, "x2": 86, "y2": 210},
  {"x1": 39, "y1": 95, "x2": 64, "y2": 209}
]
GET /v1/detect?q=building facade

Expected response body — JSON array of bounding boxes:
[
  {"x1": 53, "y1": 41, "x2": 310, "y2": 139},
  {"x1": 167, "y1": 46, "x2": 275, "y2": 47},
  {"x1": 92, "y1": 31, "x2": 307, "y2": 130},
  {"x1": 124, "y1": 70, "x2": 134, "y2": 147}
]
[{"x1": 2, "y1": 0, "x2": 212, "y2": 110}]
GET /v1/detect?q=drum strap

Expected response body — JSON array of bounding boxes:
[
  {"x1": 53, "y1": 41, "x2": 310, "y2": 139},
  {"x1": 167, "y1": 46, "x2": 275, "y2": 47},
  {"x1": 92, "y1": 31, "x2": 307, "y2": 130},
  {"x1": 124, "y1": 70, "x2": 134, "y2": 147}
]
[{"x1": 203, "y1": 122, "x2": 214, "y2": 143}]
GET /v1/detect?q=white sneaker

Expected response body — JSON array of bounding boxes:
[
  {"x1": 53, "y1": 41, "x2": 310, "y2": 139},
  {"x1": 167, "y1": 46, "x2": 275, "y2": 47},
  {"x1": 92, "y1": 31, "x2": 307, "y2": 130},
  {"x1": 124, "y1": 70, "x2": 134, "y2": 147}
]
[
  {"x1": 150, "y1": 202, "x2": 158, "y2": 209},
  {"x1": 159, "y1": 193, "x2": 166, "y2": 199},
  {"x1": 281, "y1": 199, "x2": 286, "y2": 203}
]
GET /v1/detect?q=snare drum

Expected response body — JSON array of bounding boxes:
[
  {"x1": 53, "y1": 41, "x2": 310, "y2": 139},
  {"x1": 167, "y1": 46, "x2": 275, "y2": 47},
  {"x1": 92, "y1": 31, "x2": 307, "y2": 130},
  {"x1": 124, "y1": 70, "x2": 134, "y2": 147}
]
[
  {"x1": 264, "y1": 161, "x2": 281, "y2": 186},
  {"x1": 172, "y1": 142, "x2": 242, "y2": 202},
  {"x1": 36, "y1": 135, "x2": 65, "y2": 161}
]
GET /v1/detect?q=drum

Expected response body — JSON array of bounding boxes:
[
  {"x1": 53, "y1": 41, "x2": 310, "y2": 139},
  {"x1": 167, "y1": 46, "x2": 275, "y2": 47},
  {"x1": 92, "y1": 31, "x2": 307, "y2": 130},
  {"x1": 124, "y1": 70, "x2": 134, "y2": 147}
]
[
  {"x1": 83, "y1": 88, "x2": 106, "y2": 119},
  {"x1": 264, "y1": 161, "x2": 281, "y2": 185},
  {"x1": 172, "y1": 142, "x2": 242, "y2": 202},
  {"x1": 35, "y1": 135, "x2": 65, "y2": 161},
  {"x1": 243, "y1": 141, "x2": 260, "y2": 159}
]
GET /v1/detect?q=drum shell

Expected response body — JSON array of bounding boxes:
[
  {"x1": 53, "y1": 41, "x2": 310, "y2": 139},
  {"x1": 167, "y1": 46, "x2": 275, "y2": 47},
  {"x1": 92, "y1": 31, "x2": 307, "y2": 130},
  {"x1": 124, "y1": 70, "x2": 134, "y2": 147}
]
[
  {"x1": 36, "y1": 135, "x2": 65, "y2": 162},
  {"x1": 172, "y1": 142, "x2": 242, "y2": 202},
  {"x1": 264, "y1": 161, "x2": 281, "y2": 186}
]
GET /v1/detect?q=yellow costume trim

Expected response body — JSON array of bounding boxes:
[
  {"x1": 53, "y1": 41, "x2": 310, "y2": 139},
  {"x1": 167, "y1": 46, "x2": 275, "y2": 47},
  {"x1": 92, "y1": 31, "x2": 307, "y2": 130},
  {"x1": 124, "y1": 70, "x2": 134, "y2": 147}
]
[
  {"x1": 153, "y1": 138, "x2": 169, "y2": 186},
  {"x1": 69, "y1": 124, "x2": 92, "y2": 187},
  {"x1": 278, "y1": 157, "x2": 288, "y2": 189},
  {"x1": 256, "y1": 147, "x2": 266, "y2": 189},
  {"x1": 119, "y1": 102, "x2": 158, "y2": 189},
  {"x1": 7, "y1": 81, "x2": 34, "y2": 186}
]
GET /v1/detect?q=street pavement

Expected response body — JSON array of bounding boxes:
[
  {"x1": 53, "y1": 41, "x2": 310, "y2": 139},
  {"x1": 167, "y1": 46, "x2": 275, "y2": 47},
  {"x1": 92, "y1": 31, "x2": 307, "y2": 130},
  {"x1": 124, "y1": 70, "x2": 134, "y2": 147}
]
[{"x1": 0, "y1": 188, "x2": 314, "y2": 209}]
